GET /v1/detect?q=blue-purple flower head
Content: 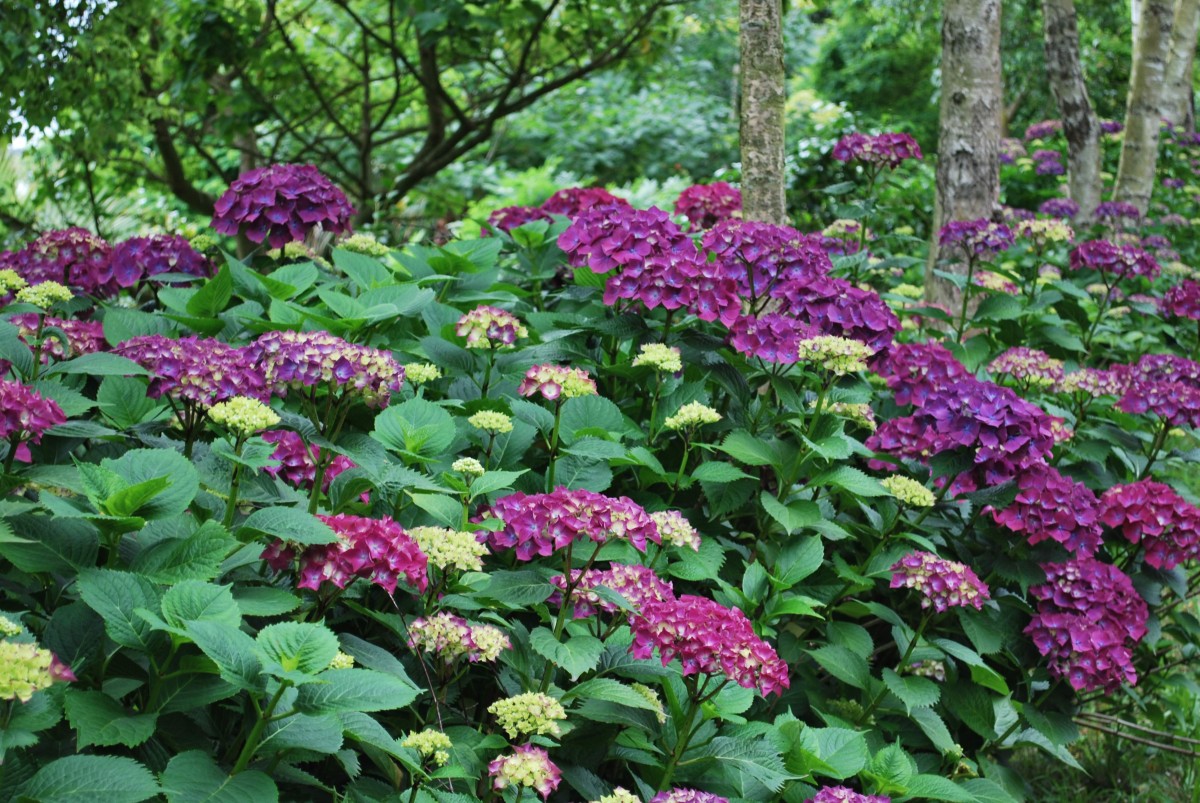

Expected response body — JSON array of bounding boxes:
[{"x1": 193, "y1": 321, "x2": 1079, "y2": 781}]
[
  {"x1": 1039, "y1": 198, "x2": 1080, "y2": 219},
  {"x1": 937, "y1": 219, "x2": 1015, "y2": 257},
  {"x1": 1024, "y1": 119, "x2": 1062, "y2": 141},
  {"x1": 109, "y1": 235, "x2": 213, "y2": 288},
  {"x1": 701, "y1": 219, "x2": 832, "y2": 299},
  {"x1": 999, "y1": 138, "x2": 1027, "y2": 164},
  {"x1": 1033, "y1": 150, "x2": 1065, "y2": 175},
  {"x1": 0, "y1": 228, "x2": 115, "y2": 297},
  {"x1": 115, "y1": 335, "x2": 269, "y2": 408},
  {"x1": 832, "y1": 132, "x2": 923, "y2": 169},
  {"x1": 1068, "y1": 240, "x2": 1161, "y2": 280},
  {"x1": 249, "y1": 330, "x2": 404, "y2": 408},
  {"x1": 558, "y1": 205, "x2": 689, "y2": 274},
  {"x1": 1094, "y1": 201, "x2": 1141, "y2": 223},
  {"x1": 211, "y1": 163, "x2": 356, "y2": 248},
  {"x1": 540, "y1": 186, "x2": 629, "y2": 218},
  {"x1": 674, "y1": 181, "x2": 742, "y2": 229}
]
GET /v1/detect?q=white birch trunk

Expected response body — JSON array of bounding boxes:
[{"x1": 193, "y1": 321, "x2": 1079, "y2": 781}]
[
  {"x1": 1114, "y1": 0, "x2": 1175, "y2": 213},
  {"x1": 739, "y1": 0, "x2": 787, "y2": 225}
]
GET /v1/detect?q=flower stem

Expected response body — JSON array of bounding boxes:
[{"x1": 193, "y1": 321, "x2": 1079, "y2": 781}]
[
  {"x1": 231, "y1": 681, "x2": 290, "y2": 774},
  {"x1": 223, "y1": 436, "x2": 247, "y2": 528},
  {"x1": 953, "y1": 256, "x2": 977, "y2": 342},
  {"x1": 856, "y1": 612, "x2": 930, "y2": 725},
  {"x1": 545, "y1": 400, "x2": 564, "y2": 492}
]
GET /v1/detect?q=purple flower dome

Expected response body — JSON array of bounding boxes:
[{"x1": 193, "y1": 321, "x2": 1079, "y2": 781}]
[
  {"x1": 1162, "y1": 177, "x2": 1185, "y2": 189},
  {"x1": 0, "y1": 379, "x2": 66, "y2": 446},
  {"x1": 1024, "y1": 119, "x2": 1062, "y2": 141},
  {"x1": 1118, "y1": 376, "x2": 1200, "y2": 429},
  {"x1": 1068, "y1": 240, "x2": 1160, "y2": 280},
  {"x1": 774, "y1": 275, "x2": 900, "y2": 354},
  {"x1": 551, "y1": 564, "x2": 675, "y2": 618},
  {"x1": 261, "y1": 430, "x2": 357, "y2": 495},
  {"x1": 482, "y1": 488, "x2": 660, "y2": 560},
  {"x1": 1035, "y1": 157, "x2": 1066, "y2": 176},
  {"x1": 991, "y1": 464, "x2": 1103, "y2": 557},
  {"x1": 1038, "y1": 198, "x2": 1080, "y2": 219},
  {"x1": 115, "y1": 335, "x2": 269, "y2": 407},
  {"x1": 248, "y1": 329, "x2": 404, "y2": 408},
  {"x1": 1101, "y1": 480, "x2": 1200, "y2": 570},
  {"x1": 540, "y1": 186, "x2": 629, "y2": 217},
  {"x1": 1100, "y1": 120, "x2": 1124, "y2": 134},
  {"x1": 652, "y1": 790, "x2": 732, "y2": 803},
  {"x1": 729, "y1": 312, "x2": 816, "y2": 364},
  {"x1": 937, "y1": 219, "x2": 1015, "y2": 257},
  {"x1": 485, "y1": 205, "x2": 553, "y2": 234},
  {"x1": 7, "y1": 314, "x2": 105, "y2": 366},
  {"x1": 1161, "y1": 279, "x2": 1200, "y2": 320},
  {"x1": 674, "y1": 181, "x2": 742, "y2": 229},
  {"x1": 109, "y1": 235, "x2": 213, "y2": 288},
  {"x1": 808, "y1": 787, "x2": 891, "y2": 803},
  {"x1": 889, "y1": 551, "x2": 990, "y2": 612},
  {"x1": 1, "y1": 228, "x2": 115, "y2": 296},
  {"x1": 876, "y1": 342, "x2": 971, "y2": 408},
  {"x1": 999, "y1": 138, "x2": 1027, "y2": 164},
  {"x1": 1131, "y1": 353, "x2": 1200, "y2": 387},
  {"x1": 832, "y1": 132, "x2": 923, "y2": 169},
  {"x1": 1094, "y1": 201, "x2": 1142, "y2": 222},
  {"x1": 559, "y1": 204, "x2": 689, "y2": 274},
  {"x1": 211, "y1": 163, "x2": 356, "y2": 248},
  {"x1": 702, "y1": 219, "x2": 832, "y2": 300}
]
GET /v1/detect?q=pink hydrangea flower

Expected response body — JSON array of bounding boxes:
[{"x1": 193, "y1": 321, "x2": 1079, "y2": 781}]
[
  {"x1": 115, "y1": 335, "x2": 269, "y2": 407},
  {"x1": 889, "y1": 551, "x2": 989, "y2": 612},
  {"x1": 211, "y1": 163, "x2": 355, "y2": 248},
  {"x1": 249, "y1": 330, "x2": 404, "y2": 408},
  {"x1": 0, "y1": 380, "x2": 66, "y2": 446},
  {"x1": 832, "y1": 132, "x2": 923, "y2": 169},
  {"x1": 483, "y1": 488, "x2": 660, "y2": 560},
  {"x1": 261, "y1": 430, "x2": 357, "y2": 494},
  {"x1": 517, "y1": 364, "x2": 596, "y2": 401},
  {"x1": 487, "y1": 744, "x2": 561, "y2": 800},
  {"x1": 540, "y1": 187, "x2": 629, "y2": 217},
  {"x1": 551, "y1": 564, "x2": 675, "y2": 618},
  {"x1": 1100, "y1": 480, "x2": 1200, "y2": 570},
  {"x1": 455, "y1": 305, "x2": 527, "y2": 348},
  {"x1": 1068, "y1": 240, "x2": 1160, "y2": 281},
  {"x1": 990, "y1": 464, "x2": 1103, "y2": 557},
  {"x1": 808, "y1": 787, "x2": 891, "y2": 803},
  {"x1": 674, "y1": 181, "x2": 742, "y2": 229},
  {"x1": 0, "y1": 227, "x2": 114, "y2": 296}
]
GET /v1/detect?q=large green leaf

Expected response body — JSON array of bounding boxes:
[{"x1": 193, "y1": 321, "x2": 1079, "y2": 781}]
[
  {"x1": 293, "y1": 668, "x2": 420, "y2": 714},
  {"x1": 100, "y1": 449, "x2": 198, "y2": 520},
  {"x1": 255, "y1": 622, "x2": 340, "y2": 679},
  {"x1": 63, "y1": 690, "x2": 157, "y2": 750},
  {"x1": 16, "y1": 755, "x2": 159, "y2": 803},
  {"x1": 372, "y1": 398, "x2": 456, "y2": 460},
  {"x1": 75, "y1": 569, "x2": 164, "y2": 653},
  {"x1": 530, "y1": 628, "x2": 603, "y2": 680},
  {"x1": 882, "y1": 668, "x2": 941, "y2": 713},
  {"x1": 237, "y1": 507, "x2": 337, "y2": 546},
  {"x1": 161, "y1": 581, "x2": 241, "y2": 630},
  {"x1": 186, "y1": 620, "x2": 263, "y2": 692},
  {"x1": 131, "y1": 521, "x2": 236, "y2": 583},
  {"x1": 160, "y1": 750, "x2": 278, "y2": 803}
]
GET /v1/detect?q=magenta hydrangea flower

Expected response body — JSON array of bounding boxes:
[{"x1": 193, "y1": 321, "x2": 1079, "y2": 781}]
[
  {"x1": 1038, "y1": 198, "x2": 1080, "y2": 219},
  {"x1": 601, "y1": 240, "x2": 738, "y2": 325},
  {"x1": 1068, "y1": 240, "x2": 1160, "y2": 281},
  {"x1": 889, "y1": 551, "x2": 989, "y2": 612},
  {"x1": 115, "y1": 335, "x2": 269, "y2": 407},
  {"x1": 1100, "y1": 119, "x2": 1124, "y2": 134},
  {"x1": 1161, "y1": 280, "x2": 1200, "y2": 320},
  {"x1": 702, "y1": 219, "x2": 832, "y2": 301},
  {"x1": 674, "y1": 181, "x2": 742, "y2": 229},
  {"x1": 1024, "y1": 120, "x2": 1062, "y2": 141},
  {"x1": 773, "y1": 275, "x2": 900, "y2": 354},
  {"x1": 1131, "y1": 353, "x2": 1200, "y2": 386},
  {"x1": 262, "y1": 513, "x2": 427, "y2": 595},
  {"x1": 540, "y1": 186, "x2": 629, "y2": 217},
  {"x1": 999, "y1": 138, "x2": 1027, "y2": 164},
  {"x1": 211, "y1": 163, "x2": 355, "y2": 248},
  {"x1": 728, "y1": 312, "x2": 816, "y2": 364},
  {"x1": 261, "y1": 430, "x2": 357, "y2": 494},
  {"x1": 0, "y1": 379, "x2": 66, "y2": 446},
  {"x1": 551, "y1": 564, "x2": 675, "y2": 618},
  {"x1": 876, "y1": 342, "x2": 971, "y2": 408},
  {"x1": 808, "y1": 787, "x2": 891, "y2": 803},
  {"x1": 1162, "y1": 177, "x2": 1186, "y2": 190},
  {"x1": 990, "y1": 464, "x2": 1103, "y2": 557},
  {"x1": 517, "y1": 364, "x2": 597, "y2": 401},
  {"x1": 1024, "y1": 558, "x2": 1148, "y2": 692},
  {"x1": 1094, "y1": 201, "x2": 1142, "y2": 223},
  {"x1": 1055, "y1": 366, "x2": 1131, "y2": 398},
  {"x1": 455, "y1": 305, "x2": 527, "y2": 348},
  {"x1": 1034, "y1": 151, "x2": 1065, "y2": 175},
  {"x1": 486, "y1": 205, "x2": 554, "y2": 234},
  {"x1": 1118, "y1": 377, "x2": 1200, "y2": 429},
  {"x1": 1100, "y1": 480, "x2": 1200, "y2": 570},
  {"x1": 109, "y1": 235, "x2": 212, "y2": 288},
  {"x1": 831, "y1": 132, "x2": 923, "y2": 169},
  {"x1": 249, "y1": 330, "x2": 404, "y2": 408},
  {"x1": 937, "y1": 219, "x2": 1015, "y2": 257},
  {"x1": 482, "y1": 488, "x2": 660, "y2": 560},
  {"x1": 988, "y1": 347, "x2": 1065, "y2": 387},
  {"x1": 651, "y1": 789, "x2": 731, "y2": 803},
  {"x1": 558, "y1": 204, "x2": 690, "y2": 274},
  {"x1": 1, "y1": 228, "x2": 114, "y2": 296},
  {"x1": 7, "y1": 314, "x2": 105, "y2": 365},
  {"x1": 630, "y1": 594, "x2": 790, "y2": 696},
  {"x1": 487, "y1": 744, "x2": 561, "y2": 800}
]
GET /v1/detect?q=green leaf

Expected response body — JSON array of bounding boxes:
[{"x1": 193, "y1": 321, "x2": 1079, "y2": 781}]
[
  {"x1": 63, "y1": 690, "x2": 157, "y2": 750},
  {"x1": 294, "y1": 668, "x2": 420, "y2": 714},
  {"x1": 237, "y1": 506, "x2": 337, "y2": 546},
  {"x1": 479, "y1": 569, "x2": 555, "y2": 606},
  {"x1": 186, "y1": 620, "x2": 263, "y2": 692},
  {"x1": 160, "y1": 750, "x2": 278, "y2": 803},
  {"x1": 690, "y1": 462, "x2": 752, "y2": 483},
  {"x1": 760, "y1": 494, "x2": 821, "y2": 534},
  {"x1": 372, "y1": 398, "x2": 456, "y2": 460},
  {"x1": 717, "y1": 431, "x2": 779, "y2": 467},
  {"x1": 17, "y1": 755, "x2": 159, "y2": 803},
  {"x1": 0, "y1": 319, "x2": 34, "y2": 376},
  {"x1": 131, "y1": 521, "x2": 236, "y2": 583},
  {"x1": 103, "y1": 476, "x2": 171, "y2": 518},
  {"x1": 808, "y1": 465, "x2": 888, "y2": 497},
  {"x1": 807, "y1": 645, "x2": 870, "y2": 689},
  {"x1": 233, "y1": 587, "x2": 302, "y2": 617},
  {"x1": 100, "y1": 449, "x2": 198, "y2": 520},
  {"x1": 774, "y1": 536, "x2": 824, "y2": 588},
  {"x1": 959, "y1": 778, "x2": 1021, "y2": 803},
  {"x1": 973, "y1": 294, "x2": 1023, "y2": 322},
  {"x1": 560, "y1": 396, "x2": 624, "y2": 442},
  {"x1": 866, "y1": 742, "x2": 916, "y2": 787},
  {"x1": 467, "y1": 469, "x2": 528, "y2": 500},
  {"x1": 261, "y1": 712, "x2": 344, "y2": 755},
  {"x1": 530, "y1": 628, "x2": 604, "y2": 680},
  {"x1": 255, "y1": 622, "x2": 340, "y2": 678},
  {"x1": 562, "y1": 678, "x2": 663, "y2": 711},
  {"x1": 45, "y1": 351, "x2": 149, "y2": 377},
  {"x1": 75, "y1": 569, "x2": 164, "y2": 653},
  {"x1": 910, "y1": 707, "x2": 957, "y2": 754},
  {"x1": 186, "y1": 263, "x2": 233, "y2": 317},
  {"x1": 161, "y1": 581, "x2": 241, "y2": 630},
  {"x1": 902, "y1": 774, "x2": 974, "y2": 801},
  {"x1": 882, "y1": 668, "x2": 941, "y2": 713},
  {"x1": 695, "y1": 735, "x2": 794, "y2": 795},
  {"x1": 333, "y1": 249, "x2": 391, "y2": 290}
]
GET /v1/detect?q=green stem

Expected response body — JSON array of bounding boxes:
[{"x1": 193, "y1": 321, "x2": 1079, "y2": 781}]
[
  {"x1": 666, "y1": 437, "x2": 692, "y2": 504},
  {"x1": 1082, "y1": 275, "x2": 1117, "y2": 353},
  {"x1": 657, "y1": 676, "x2": 706, "y2": 791},
  {"x1": 953, "y1": 256, "x2": 978, "y2": 342},
  {"x1": 231, "y1": 681, "x2": 290, "y2": 774},
  {"x1": 539, "y1": 542, "x2": 603, "y2": 692},
  {"x1": 545, "y1": 400, "x2": 564, "y2": 492},
  {"x1": 309, "y1": 449, "x2": 333, "y2": 514},
  {"x1": 481, "y1": 349, "x2": 496, "y2": 398},
  {"x1": 223, "y1": 437, "x2": 247, "y2": 528},
  {"x1": 2, "y1": 436, "x2": 20, "y2": 475},
  {"x1": 1138, "y1": 420, "x2": 1171, "y2": 480},
  {"x1": 805, "y1": 378, "x2": 832, "y2": 441},
  {"x1": 856, "y1": 613, "x2": 930, "y2": 725}
]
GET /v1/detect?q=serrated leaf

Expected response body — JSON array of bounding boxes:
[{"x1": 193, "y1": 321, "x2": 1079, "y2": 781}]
[
  {"x1": 46, "y1": 351, "x2": 150, "y2": 377},
  {"x1": 237, "y1": 506, "x2": 337, "y2": 546},
  {"x1": 690, "y1": 462, "x2": 752, "y2": 483},
  {"x1": 561, "y1": 396, "x2": 624, "y2": 442},
  {"x1": 186, "y1": 620, "x2": 263, "y2": 692},
  {"x1": 131, "y1": 521, "x2": 236, "y2": 583},
  {"x1": 161, "y1": 581, "x2": 241, "y2": 630},
  {"x1": 75, "y1": 569, "x2": 164, "y2": 653},
  {"x1": 717, "y1": 431, "x2": 779, "y2": 467},
  {"x1": 186, "y1": 263, "x2": 233, "y2": 317},
  {"x1": 808, "y1": 645, "x2": 870, "y2": 689},
  {"x1": 882, "y1": 668, "x2": 941, "y2": 713},
  {"x1": 695, "y1": 735, "x2": 795, "y2": 794},
  {"x1": 775, "y1": 536, "x2": 824, "y2": 587},
  {"x1": 530, "y1": 628, "x2": 603, "y2": 680},
  {"x1": 372, "y1": 398, "x2": 456, "y2": 460},
  {"x1": 480, "y1": 569, "x2": 555, "y2": 606},
  {"x1": 17, "y1": 755, "x2": 159, "y2": 803},
  {"x1": 100, "y1": 449, "x2": 198, "y2": 519},
  {"x1": 63, "y1": 690, "x2": 157, "y2": 749},
  {"x1": 160, "y1": 750, "x2": 278, "y2": 802},
  {"x1": 808, "y1": 465, "x2": 888, "y2": 497},
  {"x1": 563, "y1": 678, "x2": 662, "y2": 711},
  {"x1": 902, "y1": 774, "x2": 974, "y2": 801},
  {"x1": 255, "y1": 622, "x2": 339, "y2": 678},
  {"x1": 293, "y1": 668, "x2": 420, "y2": 714}
]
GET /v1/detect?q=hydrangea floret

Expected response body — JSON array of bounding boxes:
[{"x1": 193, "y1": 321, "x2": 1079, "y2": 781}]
[
  {"x1": 455, "y1": 305, "x2": 528, "y2": 349},
  {"x1": 468, "y1": 410, "x2": 514, "y2": 434},
  {"x1": 593, "y1": 788, "x2": 642, "y2": 803},
  {"x1": 407, "y1": 612, "x2": 510, "y2": 663},
  {"x1": 0, "y1": 268, "x2": 27, "y2": 294},
  {"x1": 250, "y1": 329, "x2": 405, "y2": 408},
  {"x1": 262, "y1": 430, "x2": 357, "y2": 493},
  {"x1": 262, "y1": 513, "x2": 428, "y2": 595},
  {"x1": 0, "y1": 380, "x2": 67, "y2": 448},
  {"x1": 808, "y1": 787, "x2": 891, "y2": 803},
  {"x1": 518, "y1": 364, "x2": 597, "y2": 401},
  {"x1": 206, "y1": 396, "x2": 280, "y2": 436},
  {"x1": 889, "y1": 551, "x2": 990, "y2": 612},
  {"x1": 0, "y1": 640, "x2": 76, "y2": 702},
  {"x1": 1014, "y1": 218, "x2": 1074, "y2": 244},
  {"x1": 328, "y1": 651, "x2": 355, "y2": 670},
  {"x1": 1038, "y1": 197, "x2": 1079, "y2": 219},
  {"x1": 831, "y1": 132, "x2": 923, "y2": 169},
  {"x1": 401, "y1": 729, "x2": 453, "y2": 767},
  {"x1": 630, "y1": 594, "x2": 790, "y2": 696},
  {"x1": 989, "y1": 347, "x2": 1065, "y2": 388},
  {"x1": 821, "y1": 401, "x2": 877, "y2": 431},
  {"x1": 404, "y1": 362, "x2": 442, "y2": 385},
  {"x1": 540, "y1": 186, "x2": 629, "y2": 217},
  {"x1": 488, "y1": 744, "x2": 562, "y2": 800},
  {"x1": 1, "y1": 227, "x2": 114, "y2": 296},
  {"x1": 109, "y1": 235, "x2": 212, "y2": 287},
  {"x1": 632, "y1": 343, "x2": 683, "y2": 373},
  {"x1": 16, "y1": 281, "x2": 73, "y2": 309},
  {"x1": 796, "y1": 335, "x2": 875, "y2": 375},
  {"x1": 488, "y1": 692, "x2": 567, "y2": 739},
  {"x1": 452, "y1": 457, "x2": 486, "y2": 477},
  {"x1": 880, "y1": 476, "x2": 936, "y2": 508},
  {"x1": 407, "y1": 526, "x2": 490, "y2": 573},
  {"x1": 1161, "y1": 279, "x2": 1200, "y2": 320},
  {"x1": 211, "y1": 163, "x2": 355, "y2": 247},
  {"x1": 650, "y1": 510, "x2": 702, "y2": 550},
  {"x1": 1068, "y1": 240, "x2": 1161, "y2": 280},
  {"x1": 651, "y1": 790, "x2": 731, "y2": 803},
  {"x1": 552, "y1": 564, "x2": 675, "y2": 618},
  {"x1": 483, "y1": 488, "x2": 660, "y2": 560},
  {"x1": 937, "y1": 219, "x2": 1015, "y2": 257},
  {"x1": 1100, "y1": 480, "x2": 1200, "y2": 570},
  {"x1": 664, "y1": 402, "x2": 722, "y2": 431},
  {"x1": 116, "y1": 335, "x2": 269, "y2": 408}
]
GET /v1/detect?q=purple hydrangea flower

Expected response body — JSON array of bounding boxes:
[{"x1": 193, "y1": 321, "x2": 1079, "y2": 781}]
[
  {"x1": 1, "y1": 228, "x2": 115, "y2": 297},
  {"x1": 7, "y1": 314, "x2": 105, "y2": 365},
  {"x1": 1161, "y1": 280, "x2": 1200, "y2": 320},
  {"x1": 937, "y1": 219, "x2": 1015, "y2": 257},
  {"x1": 485, "y1": 205, "x2": 554, "y2": 234},
  {"x1": 261, "y1": 430, "x2": 357, "y2": 494},
  {"x1": 999, "y1": 138, "x2": 1027, "y2": 164},
  {"x1": 1101, "y1": 480, "x2": 1200, "y2": 570},
  {"x1": 1038, "y1": 198, "x2": 1080, "y2": 219},
  {"x1": 109, "y1": 235, "x2": 212, "y2": 288},
  {"x1": 652, "y1": 790, "x2": 731, "y2": 803},
  {"x1": 991, "y1": 464, "x2": 1103, "y2": 557},
  {"x1": 540, "y1": 186, "x2": 629, "y2": 217},
  {"x1": 115, "y1": 335, "x2": 269, "y2": 407},
  {"x1": 558, "y1": 205, "x2": 689, "y2": 274},
  {"x1": 808, "y1": 787, "x2": 891, "y2": 803},
  {"x1": 1024, "y1": 120, "x2": 1062, "y2": 141},
  {"x1": 989, "y1": 347, "x2": 1065, "y2": 387},
  {"x1": 248, "y1": 330, "x2": 404, "y2": 408},
  {"x1": 890, "y1": 551, "x2": 989, "y2": 612},
  {"x1": 551, "y1": 564, "x2": 675, "y2": 618},
  {"x1": 729, "y1": 312, "x2": 816, "y2": 364},
  {"x1": 482, "y1": 488, "x2": 660, "y2": 560},
  {"x1": 1068, "y1": 240, "x2": 1160, "y2": 280},
  {"x1": 1100, "y1": 120, "x2": 1124, "y2": 134},
  {"x1": 876, "y1": 342, "x2": 971, "y2": 407},
  {"x1": 1094, "y1": 201, "x2": 1142, "y2": 222},
  {"x1": 702, "y1": 219, "x2": 832, "y2": 300},
  {"x1": 831, "y1": 132, "x2": 923, "y2": 169},
  {"x1": 773, "y1": 274, "x2": 900, "y2": 354},
  {"x1": 211, "y1": 163, "x2": 356, "y2": 248},
  {"x1": 0, "y1": 379, "x2": 66, "y2": 447},
  {"x1": 674, "y1": 181, "x2": 742, "y2": 229}
]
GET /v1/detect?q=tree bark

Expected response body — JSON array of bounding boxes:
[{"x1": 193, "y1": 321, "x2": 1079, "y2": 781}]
[
  {"x1": 1163, "y1": 0, "x2": 1200, "y2": 131},
  {"x1": 739, "y1": 0, "x2": 787, "y2": 225},
  {"x1": 1042, "y1": 0, "x2": 1103, "y2": 222},
  {"x1": 927, "y1": 0, "x2": 1002, "y2": 309},
  {"x1": 1114, "y1": 0, "x2": 1174, "y2": 213}
]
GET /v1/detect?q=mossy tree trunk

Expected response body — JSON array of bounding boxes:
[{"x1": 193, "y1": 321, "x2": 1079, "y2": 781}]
[
  {"x1": 1114, "y1": 0, "x2": 1175, "y2": 213},
  {"x1": 1163, "y1": 0, "x2": 1200, "y2": 132},
  {"x1": 739, "y1": 0, "x2": 787, "y2": 225}
]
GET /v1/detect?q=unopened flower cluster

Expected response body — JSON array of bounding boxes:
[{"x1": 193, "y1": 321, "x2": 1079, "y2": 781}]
[
  {"x1": 1024, "y1": 558, "x2": 1148, "y2": 692},
  {"x1": 796, "y1": 335, "x2": 875, "y2": 374},
  {"x1": 889, "y1": 551, "x2": 990, "y2": 612},
  {"x1": 468, "y1": 410, "x2": 514, "y2": 434},
  {"x1": 407, "y1": 526, "x2": 489, "y2": 573},
  {"x1": 1100, "y1": 480, "x2": 1200, "y2": 570},
  {"x1": 488, "y1": 744, "x2": 562, "y2": 799},
  {"x1": 665, "y1": 402, "x2": 722, "y2": 430},
  {"x1": 338, "y1": 233, "x2": 391, "y2": 258},
  {"x1": 881, "y1": 475, "x2": 935, "y2": 508},
  {"x1": 822, "y1": 401, "x2": 876, "y2": 431},
  {"x1": 211, "y1": 163, "x2": 355, "y2": 247},
  {"x1": 518, "y1": 364, "x2": 597, "y2": 401},
  {"x1": 404, "y1": 362, "x2": 442, "y2": 385},
  {"x1": 650, "y1": 510, "x2": 701, "y2": 550},
  {"x1": 262, "y1": 513, "x2": 428, "y2": 595},
  {"x1": 250, "y1": 329, "x2": 405, "y2": 408},
  {"x1": 116, "y1": 335, "x2": 268, "y2": 408},
  {"x1": 401, "y1": 729, "x2": 452, "y2": 766},
  {"x1": 452, "y1": 457, "x2": 486, "y2": 476},
  {"x1": 456, "y1": 305, "x2": 528, "y2": 348},
  {"x1": 673, "y1": 181, "x2": 742, "y2": 229},
  {"x1": 989, "y1": 347, "x2": 1065, "y2": 388},
  {"x1": 633, "y1": 343, "x2": 682, "y2": 373},
  {"x1": 483, "y1": 488, "x2": 660, "y2": 559},
  {"x1": 207, "y1": 396, "x2": 280, "y2": 436},
  {"x1": 990, "y1": 464, "x2": 1103, "y2": 556},
  {"x1": 0, "y1": 639, "x2": 76, "y2": 702},
  {"x1": 488, "y1": 692, "x2": 567, "y2": 739},
  {"x1": 407, "y1": 611, "x2": 509, "y2": 663},
  {"x1": 630, "y1": 594, "x2": 790, "y2": 696}
]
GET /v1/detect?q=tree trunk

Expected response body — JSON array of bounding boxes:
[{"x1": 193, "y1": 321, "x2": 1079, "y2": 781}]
[
  {"x1": 1133, "y1": 0, "x2": 1144, "y2": 44},
  {"x1": 927, "y1": 0, "x2": 1002, "y2": 309},
  {"x1": 1114, "y1": 0, "x2": 1174, "y2": 213},
  {"x1": 739, "y1": 0, "x2": 787, "y2": 225},
  {"x1": 1163, "y1": 0, "x2": 1200, "y2": 131},
  {"x1": 1042, "y1": 0, "x2": 1103, "y2": 222}
]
